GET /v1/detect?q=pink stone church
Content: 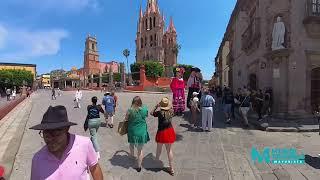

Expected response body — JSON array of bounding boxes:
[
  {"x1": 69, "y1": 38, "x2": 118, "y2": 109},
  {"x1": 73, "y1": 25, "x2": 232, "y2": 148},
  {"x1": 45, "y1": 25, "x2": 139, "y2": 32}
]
[{"x1": 135, "y1": 0, "x2": 178, "y2": 76}]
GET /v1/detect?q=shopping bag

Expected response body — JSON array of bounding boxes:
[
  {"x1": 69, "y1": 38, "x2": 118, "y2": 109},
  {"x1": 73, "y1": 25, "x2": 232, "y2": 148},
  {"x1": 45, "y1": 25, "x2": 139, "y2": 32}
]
[{"x1": 118, "y1": 121, "x2": 128, "y2": 136}]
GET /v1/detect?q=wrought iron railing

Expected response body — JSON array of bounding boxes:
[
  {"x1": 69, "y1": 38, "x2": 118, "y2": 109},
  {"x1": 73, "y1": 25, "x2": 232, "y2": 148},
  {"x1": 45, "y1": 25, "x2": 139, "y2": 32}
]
[
  {"x1": 241, "y1": 18, "x2": 261, "y2": 51},
  {"x1": 306, "y1": 0, "x2": 320, "y2": 17}
]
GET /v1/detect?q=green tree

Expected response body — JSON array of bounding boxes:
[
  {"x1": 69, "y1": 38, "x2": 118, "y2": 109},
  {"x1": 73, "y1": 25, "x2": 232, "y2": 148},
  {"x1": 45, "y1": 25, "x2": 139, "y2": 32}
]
[
  {"x1": 0, "y1": 69, "x2": 34, "y2": 88},
  {"x1": 123, "y1": 49, "x2": 130, "y2": 74},
  {"x1": 130, "y1": 61, "x2": 165, "y2": 80},
  {"x1": 113, "y1": 73, "x2": 121, "y2": 82},
  {"x1": 172, "y1": 44, "x2": 181, "y2": 59}
]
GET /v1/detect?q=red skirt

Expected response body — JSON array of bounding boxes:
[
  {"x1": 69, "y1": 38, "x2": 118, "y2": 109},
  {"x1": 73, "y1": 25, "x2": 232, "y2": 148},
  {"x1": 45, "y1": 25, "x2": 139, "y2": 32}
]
[{"x1": 156, "y1": 127, "x2": 176, "y2": 144}]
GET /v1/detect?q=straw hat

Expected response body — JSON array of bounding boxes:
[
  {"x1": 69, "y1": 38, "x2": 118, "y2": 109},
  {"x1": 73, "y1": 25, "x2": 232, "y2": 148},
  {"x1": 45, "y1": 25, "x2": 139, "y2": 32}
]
[{"x1": 159, "y1": 97, "x2": 171, "y2": 110}]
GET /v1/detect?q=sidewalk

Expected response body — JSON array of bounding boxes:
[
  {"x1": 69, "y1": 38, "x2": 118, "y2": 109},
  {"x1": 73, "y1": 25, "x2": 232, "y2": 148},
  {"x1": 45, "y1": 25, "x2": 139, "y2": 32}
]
[
  {"x1": 0, "y1": 97, "x2": 33, "y2": 179},
  {"x1": 247, "y1": 112, "x2": 320, "y2": 132}
]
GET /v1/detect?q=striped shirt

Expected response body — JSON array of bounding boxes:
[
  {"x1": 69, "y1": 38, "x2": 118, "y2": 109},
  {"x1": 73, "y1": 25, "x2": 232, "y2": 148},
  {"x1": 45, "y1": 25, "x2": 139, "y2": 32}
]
[{"x1": 200, "y1": 94, "x2": 215, "y2": 107}]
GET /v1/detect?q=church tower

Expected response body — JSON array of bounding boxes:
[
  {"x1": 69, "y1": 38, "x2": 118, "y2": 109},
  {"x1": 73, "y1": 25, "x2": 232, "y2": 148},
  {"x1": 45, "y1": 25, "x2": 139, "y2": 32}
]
[
  {"x1": 163, "y1": 17, "x2": 177, "y2": 67},
  {"x1": 84, "y1": 35, "x2": 100, "y2": 75},
  {"x1": 136, "y1": 0, "x2": 165, "y2": 63}
]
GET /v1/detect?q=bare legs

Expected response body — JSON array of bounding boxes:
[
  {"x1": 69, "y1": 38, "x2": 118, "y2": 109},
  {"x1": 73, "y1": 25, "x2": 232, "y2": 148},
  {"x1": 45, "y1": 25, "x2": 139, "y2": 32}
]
[
  {"x1": 156, "y1": 143, "x2": 174, "y2": 175},
  {"x1": 129, "y1": 144, "x2": 143, "y2": 170}
]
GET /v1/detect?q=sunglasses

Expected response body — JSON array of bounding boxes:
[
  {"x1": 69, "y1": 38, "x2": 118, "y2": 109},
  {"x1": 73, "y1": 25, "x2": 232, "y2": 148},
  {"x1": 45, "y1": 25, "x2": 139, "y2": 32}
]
[{"x1": 38, "y1": 129, "x2": 65, "y2": 138}]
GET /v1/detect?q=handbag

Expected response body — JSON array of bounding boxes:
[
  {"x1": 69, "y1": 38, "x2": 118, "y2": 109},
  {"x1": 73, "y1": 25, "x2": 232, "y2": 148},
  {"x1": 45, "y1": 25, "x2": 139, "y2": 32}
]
[{"x1": 118, "y1": 120, "x2": 128, "y2": 136}]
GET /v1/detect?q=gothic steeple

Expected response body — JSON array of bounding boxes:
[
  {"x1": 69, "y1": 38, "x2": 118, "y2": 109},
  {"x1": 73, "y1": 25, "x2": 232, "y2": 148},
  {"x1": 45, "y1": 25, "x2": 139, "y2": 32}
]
[{"x1": 167, "y1": 17, "x2": 176, "y2": 33}]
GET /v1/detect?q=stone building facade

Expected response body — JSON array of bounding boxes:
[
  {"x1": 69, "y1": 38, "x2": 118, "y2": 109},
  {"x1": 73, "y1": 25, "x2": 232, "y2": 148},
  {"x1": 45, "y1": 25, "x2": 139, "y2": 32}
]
[
  {"x1": 215, "y1": 0, "x2": 320, "y2": 119},
  {"x1": 135, "y1": 0, "x2": 178, "y2": 76},
  {"x1": 77, "y1": 35, "x2": 121, "y2": 87}
]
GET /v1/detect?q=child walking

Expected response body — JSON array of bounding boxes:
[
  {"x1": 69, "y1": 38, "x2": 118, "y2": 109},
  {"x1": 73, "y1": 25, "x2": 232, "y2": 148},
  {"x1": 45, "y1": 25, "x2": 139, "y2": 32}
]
[{"x1": 190, "y1": 92, "x2": 200, "y2": 128}]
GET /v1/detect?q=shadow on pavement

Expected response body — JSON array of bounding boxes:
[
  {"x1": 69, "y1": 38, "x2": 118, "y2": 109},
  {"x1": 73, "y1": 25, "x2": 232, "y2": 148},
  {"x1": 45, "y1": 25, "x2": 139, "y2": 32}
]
[
  {"x1": 180, "y1": 104, "x2": 251, "y2": 130},
  {"x1": 180, "y1": 124, "x2": 203, "y2": 132},
  {"x1": 142, "y1": 153, "x2": 164, "y2": 172},
  {"x1": 175, "y1": 133, "x2": 184, "y2": 141},
  {"x1": 109, "y1": 150, "x2": 134, "y2": 169},
  {"x1": 100, "y1": 122, "x2": 107, "y2": 127},
  {"x1": 305, "y1": 155, "x2": 320, "y2": 169}
]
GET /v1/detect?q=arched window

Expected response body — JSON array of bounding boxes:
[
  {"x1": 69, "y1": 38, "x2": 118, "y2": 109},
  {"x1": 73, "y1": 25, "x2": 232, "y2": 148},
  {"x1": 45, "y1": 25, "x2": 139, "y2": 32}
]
[
  {"x1": 154, "y1": 34, "x2": 157, "y2": 46},
  {"x1": 149, "y1": 17, "x2": 152, "y2": 30},
  {"x1": 145, "y1": 37, "x2": 147, "y2": 47},
  {"x1": 145, "y1": 20, "x2": 148, "y2": 30},
  {"x1": 91, "y1": 43, "x2": 94, "y2": 50},
  {"x1": 141, "y1": 38, "x2": 143, "y2": 49},
  {"x1": 153, "y1": 17, "x2": 156, "y2": 27},
  {"x1": 150, "y1": 35, "x2": 153, "y2": 47}
]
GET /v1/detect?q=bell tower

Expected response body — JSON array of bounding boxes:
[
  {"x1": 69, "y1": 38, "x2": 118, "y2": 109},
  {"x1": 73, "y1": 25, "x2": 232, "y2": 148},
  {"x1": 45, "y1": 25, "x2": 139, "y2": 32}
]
[{"x1": 84, "y1": 35, "x2": 100, "y2": 75}]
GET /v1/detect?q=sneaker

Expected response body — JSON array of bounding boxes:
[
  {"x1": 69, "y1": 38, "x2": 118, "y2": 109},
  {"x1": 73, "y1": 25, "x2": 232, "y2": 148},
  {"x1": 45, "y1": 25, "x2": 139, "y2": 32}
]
[{"x1": 97, "y1": 152, "x2": 100, "y2": 159}]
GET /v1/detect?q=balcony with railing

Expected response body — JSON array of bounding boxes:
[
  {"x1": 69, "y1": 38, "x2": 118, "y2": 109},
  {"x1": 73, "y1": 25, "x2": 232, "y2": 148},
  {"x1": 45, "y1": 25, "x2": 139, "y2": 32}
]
[
  {"x1": 241, "y1": 18, "x2": 261, "y2": 54},
  {"x1": 303, "y1": 0, "x2": 320, "y2": 38}
]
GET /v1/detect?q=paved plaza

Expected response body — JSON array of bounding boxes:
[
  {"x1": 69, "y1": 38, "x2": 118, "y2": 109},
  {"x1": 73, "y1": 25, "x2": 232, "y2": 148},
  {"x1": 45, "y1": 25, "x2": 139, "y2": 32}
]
[{"x1": 1, "y1": 90, "x2": 320, "y2": 180}]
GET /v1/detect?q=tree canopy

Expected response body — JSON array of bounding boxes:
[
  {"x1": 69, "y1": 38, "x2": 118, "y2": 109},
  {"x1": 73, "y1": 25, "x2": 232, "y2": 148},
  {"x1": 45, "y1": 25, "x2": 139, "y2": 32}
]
[
  {"x1": 130, "y1": 61, "x2": 164, "y2": 80},
  {"x1": 0, "y1": 69, "x2": 34, "y2": 88}
]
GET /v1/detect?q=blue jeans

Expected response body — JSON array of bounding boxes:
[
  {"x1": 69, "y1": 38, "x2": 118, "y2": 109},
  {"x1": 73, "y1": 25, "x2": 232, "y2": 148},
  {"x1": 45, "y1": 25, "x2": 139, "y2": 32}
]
[{"x1": 88, "y1": 118, "x2": 101, "y2": 152}]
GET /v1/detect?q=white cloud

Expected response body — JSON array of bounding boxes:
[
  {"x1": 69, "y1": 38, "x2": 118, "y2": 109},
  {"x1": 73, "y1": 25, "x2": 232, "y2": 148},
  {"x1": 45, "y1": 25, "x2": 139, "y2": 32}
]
[
  {"x1": 11, "y1": 0, "x2": 100, "y2": 12},
  {"x1": 0, "y1": 25, "x2": 8, "y2": 49},
  {"x1": 0, "y1": 23, "x2": 68, "y2": 59}
]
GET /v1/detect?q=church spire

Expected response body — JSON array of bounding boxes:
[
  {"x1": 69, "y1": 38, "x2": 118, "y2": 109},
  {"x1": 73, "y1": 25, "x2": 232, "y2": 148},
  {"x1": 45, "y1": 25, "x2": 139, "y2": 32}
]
[
  {"x1": 167, "y1": 16, "x2": 176, "y2": 33},
  {"x1": 139, "y1": 3, "x2": 143, "y2": 18}
]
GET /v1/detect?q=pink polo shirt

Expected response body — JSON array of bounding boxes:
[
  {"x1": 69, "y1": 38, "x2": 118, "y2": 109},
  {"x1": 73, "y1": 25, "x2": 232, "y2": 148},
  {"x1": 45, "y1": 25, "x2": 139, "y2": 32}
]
[{"x1": 31, "y1": 134, "x2": 98, "y2": 180}]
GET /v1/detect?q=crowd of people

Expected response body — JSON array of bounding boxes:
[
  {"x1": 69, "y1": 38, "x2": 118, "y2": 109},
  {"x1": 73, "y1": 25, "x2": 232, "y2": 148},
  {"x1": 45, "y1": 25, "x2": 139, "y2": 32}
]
[
  {"x1": 2, "y1": 86, "x2": 32, "y2": 101},
  {"x1": 25, "y1": 66, "x2": 276, "y2": 179},
  {"x1": 210, "y1": 85, "x2": 273, "y2": 127}
]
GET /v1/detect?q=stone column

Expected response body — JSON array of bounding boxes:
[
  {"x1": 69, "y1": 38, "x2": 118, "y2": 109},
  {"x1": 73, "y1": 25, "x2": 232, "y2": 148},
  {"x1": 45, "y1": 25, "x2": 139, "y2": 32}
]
[
  {"x1": 266, "y1": 49, "x2": 291, "y2": 118},
  {"x1": 109, "y1": 66, "x2": 114, "y2": 87},
  {"x1": 121, "y1": 63, "x2": 126, "y2": 88},
  {"x1": 140, "y1": 65, "x2": 146, "y2": 87},
  {"x1": 64, "y1": 80, "x2": 67, "y2": 89},
  {"x1": 90, "y1": 74, "x2": 94, "y2": 88},
  {"x1": 84, "y1": 72, "x2": 87, "y2": 88},
  {"x1": 99, "y1": 72, "x2": 102, "y2": 88}
]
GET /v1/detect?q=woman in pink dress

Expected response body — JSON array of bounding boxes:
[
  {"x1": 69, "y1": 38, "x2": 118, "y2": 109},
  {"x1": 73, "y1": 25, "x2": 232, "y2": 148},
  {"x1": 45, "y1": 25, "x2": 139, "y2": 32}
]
[{"x1": 170, "y1": 67, "x2": 186, "y2": 116}]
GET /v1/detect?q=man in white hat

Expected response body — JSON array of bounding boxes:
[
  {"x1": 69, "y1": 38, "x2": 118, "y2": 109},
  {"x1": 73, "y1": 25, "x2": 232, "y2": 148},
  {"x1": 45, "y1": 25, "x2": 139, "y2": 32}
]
[
  {"x1": 200, "y1": 88, "x2": 215, "y2": 132},
  {"x1": 190, "y1": 92, "x2": 200, "y2": 128}
]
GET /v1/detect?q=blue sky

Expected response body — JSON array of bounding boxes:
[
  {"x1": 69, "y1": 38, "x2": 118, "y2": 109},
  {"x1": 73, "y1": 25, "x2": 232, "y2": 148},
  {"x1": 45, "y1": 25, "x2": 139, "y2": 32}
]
[{"x1": 0, "y1": 0, "x2": 236, "y2": 80}]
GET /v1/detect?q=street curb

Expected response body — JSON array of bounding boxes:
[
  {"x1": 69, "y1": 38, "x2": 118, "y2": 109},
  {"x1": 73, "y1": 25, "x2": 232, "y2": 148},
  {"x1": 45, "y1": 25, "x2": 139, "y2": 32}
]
[
  {"x1": 122, "y1": 90, "x2": 171, "y2": 94},
  {"x1": 0, "y1": 97, "x2": 26, "y2": 121},
  {"x1": 249, "y1": 122, "x2": 319, "y2": 132}
]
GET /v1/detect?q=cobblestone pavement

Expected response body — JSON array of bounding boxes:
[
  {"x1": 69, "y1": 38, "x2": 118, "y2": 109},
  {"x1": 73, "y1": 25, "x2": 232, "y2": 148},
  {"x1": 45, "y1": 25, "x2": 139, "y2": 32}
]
[{"x1": 3, "y1": 91, "x2": 320, "y2": 180}]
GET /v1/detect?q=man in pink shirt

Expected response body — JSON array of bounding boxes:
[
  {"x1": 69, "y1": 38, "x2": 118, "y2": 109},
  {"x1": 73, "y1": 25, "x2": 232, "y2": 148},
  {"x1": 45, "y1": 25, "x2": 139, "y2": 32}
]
[{"x1": 30, "y1": 105, "x2": 103, "y2": 180}]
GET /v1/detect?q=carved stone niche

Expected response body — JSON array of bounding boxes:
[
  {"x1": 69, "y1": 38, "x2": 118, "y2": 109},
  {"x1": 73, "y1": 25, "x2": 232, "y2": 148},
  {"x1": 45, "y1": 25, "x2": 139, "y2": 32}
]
[
  {"x1": 303, "y1": 0, "x2": 320, "y2": 38},
  {"x1": 265, "y1": 12, "x2": 291, "y2": 50},
  {"x1": 264, "y1": 48, "x2": 292, "y2": 64}
]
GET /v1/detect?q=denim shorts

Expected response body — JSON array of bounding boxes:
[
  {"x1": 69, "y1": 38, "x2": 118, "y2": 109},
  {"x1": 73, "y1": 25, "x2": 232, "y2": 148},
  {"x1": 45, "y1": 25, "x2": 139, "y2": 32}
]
[{"x1": 223, "y1": 104, "x2": 232, "y2": 114}]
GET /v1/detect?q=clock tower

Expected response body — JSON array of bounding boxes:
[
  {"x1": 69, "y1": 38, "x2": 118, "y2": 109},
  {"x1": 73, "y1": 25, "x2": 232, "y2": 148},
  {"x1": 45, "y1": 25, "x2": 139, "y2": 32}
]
[{"x1": 84, "y1": 35, "x2": 100, "y2": 75}]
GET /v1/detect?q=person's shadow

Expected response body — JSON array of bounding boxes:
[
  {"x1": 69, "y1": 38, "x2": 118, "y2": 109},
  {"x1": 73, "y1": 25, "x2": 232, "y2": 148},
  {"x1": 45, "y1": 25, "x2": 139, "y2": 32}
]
[
  {"x1": 109, "y1": 150, "x2": 135, "y2": 169},
  {"x1": 142, "y1": 153, "x2": 164, "y2": 172},
  {"x1": 305, "y1": 155, "x2": 320, "y2": 169}
]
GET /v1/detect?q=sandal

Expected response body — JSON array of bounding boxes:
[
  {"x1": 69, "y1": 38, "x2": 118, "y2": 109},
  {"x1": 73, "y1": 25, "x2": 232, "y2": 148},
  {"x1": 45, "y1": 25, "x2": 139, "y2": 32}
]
[{"x1": 167, "y1": 167, "x2": 174, "y2": 176}]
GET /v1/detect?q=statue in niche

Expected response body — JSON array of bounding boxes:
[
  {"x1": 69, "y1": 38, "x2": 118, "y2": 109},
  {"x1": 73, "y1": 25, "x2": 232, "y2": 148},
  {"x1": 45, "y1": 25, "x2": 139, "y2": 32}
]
[{"x1": 272, "y1": 16, "x2": 286, "y2": 50}]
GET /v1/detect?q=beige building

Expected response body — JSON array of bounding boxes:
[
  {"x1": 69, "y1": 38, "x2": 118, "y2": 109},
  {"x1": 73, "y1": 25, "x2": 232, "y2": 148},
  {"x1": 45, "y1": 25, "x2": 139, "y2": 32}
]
[
  {"x1": 0, "y1": 62, "x2": 36, "y2": 79},
  {"x1": 215, "y1": 0, "x2": 320, "y2": 119}
]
